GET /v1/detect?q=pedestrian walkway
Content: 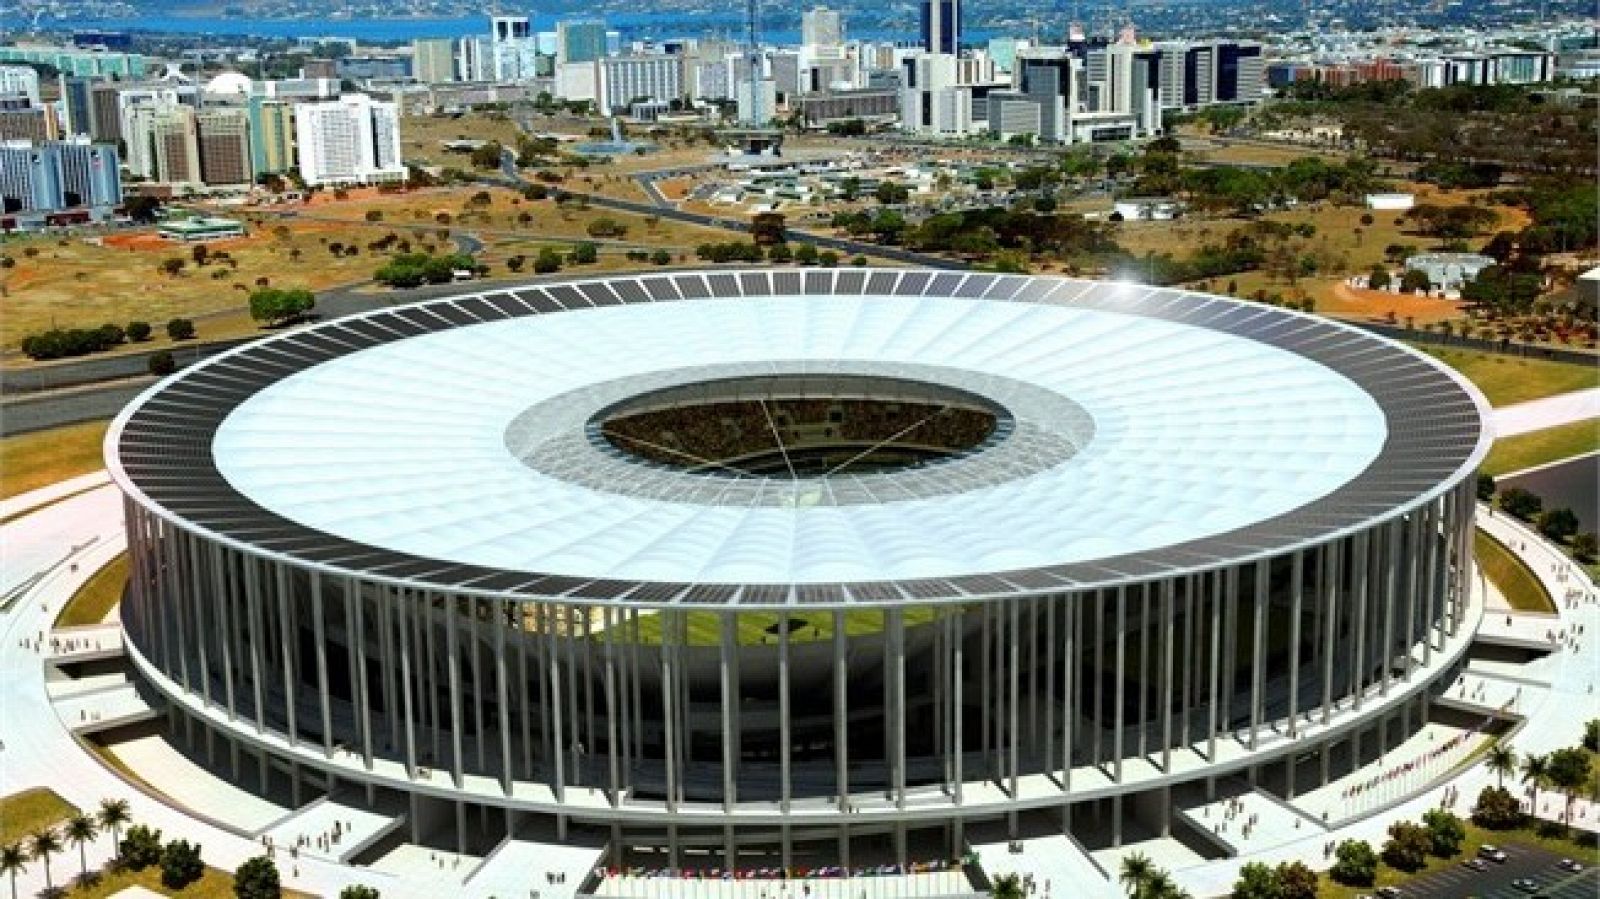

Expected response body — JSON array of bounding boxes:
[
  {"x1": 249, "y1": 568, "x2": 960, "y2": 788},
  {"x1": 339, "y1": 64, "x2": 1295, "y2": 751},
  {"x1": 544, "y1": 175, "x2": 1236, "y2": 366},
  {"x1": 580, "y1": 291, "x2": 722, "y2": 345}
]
[
  {"x1": 474, "y1": 837, "x2": 606, "y2": 899},
  {"x1": 256, "y1": 794, "x2": 406, "y2": 865},
  {"x1": 53, "y1": 681, "x2": 157, "y2": 735},
  {"x1": 1492, "y1": 388, "x2": 1600, "y2": 438},
  {"x1": 970, "y1": 827, "x2": 1114, "y2": 899},
  {"x1": 1177, "y1": 782, "x2": 1324, "y2": 855}
]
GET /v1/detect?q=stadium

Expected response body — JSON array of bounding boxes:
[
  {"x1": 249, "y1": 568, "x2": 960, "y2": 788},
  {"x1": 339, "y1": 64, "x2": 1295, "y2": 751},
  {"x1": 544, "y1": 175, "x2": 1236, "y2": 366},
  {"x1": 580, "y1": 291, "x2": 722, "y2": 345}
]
[{"x1": 107, "y1": 269, "x2": 1490, "y2": 872}]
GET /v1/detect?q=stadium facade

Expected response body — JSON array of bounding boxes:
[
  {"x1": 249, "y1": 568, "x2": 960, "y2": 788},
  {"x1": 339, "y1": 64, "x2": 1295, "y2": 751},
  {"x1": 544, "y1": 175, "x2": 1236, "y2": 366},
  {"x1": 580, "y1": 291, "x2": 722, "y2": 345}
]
[{"x1": 108, "y1": 270, "x2": 1490, "y2": 868}]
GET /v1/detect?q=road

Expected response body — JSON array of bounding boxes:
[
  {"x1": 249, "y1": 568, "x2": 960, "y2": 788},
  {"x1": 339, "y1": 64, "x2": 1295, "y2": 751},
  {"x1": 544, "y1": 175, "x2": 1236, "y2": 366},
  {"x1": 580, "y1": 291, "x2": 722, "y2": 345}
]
[{"x1": 1502, "y1": 452, "x2": 1600, "y2": 533}]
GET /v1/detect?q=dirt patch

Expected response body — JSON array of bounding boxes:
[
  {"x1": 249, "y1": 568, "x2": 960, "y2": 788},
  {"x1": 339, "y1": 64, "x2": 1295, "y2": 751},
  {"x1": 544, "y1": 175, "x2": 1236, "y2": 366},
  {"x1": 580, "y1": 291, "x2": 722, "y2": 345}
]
[{"x1": 1323, "y1": 281, "x2": 1464, "y2": 324}]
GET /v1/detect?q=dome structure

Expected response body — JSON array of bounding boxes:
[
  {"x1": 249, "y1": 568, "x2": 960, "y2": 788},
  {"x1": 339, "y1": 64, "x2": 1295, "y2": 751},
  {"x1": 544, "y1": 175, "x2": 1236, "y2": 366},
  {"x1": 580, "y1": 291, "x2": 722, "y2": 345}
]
[{"x1": 203, "y1": 70, "x2": 254, "y2": 96}]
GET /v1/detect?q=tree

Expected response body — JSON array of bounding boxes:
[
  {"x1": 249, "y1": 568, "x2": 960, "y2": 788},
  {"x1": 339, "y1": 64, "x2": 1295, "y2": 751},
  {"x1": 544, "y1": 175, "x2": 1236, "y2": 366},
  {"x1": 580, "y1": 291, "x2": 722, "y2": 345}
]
[
  {"x1": 1330, "y1": 839, "x2": 1377, "y2": 886},
  {"x1": 767, "y1": 242, "x2": 793, "y2": 263},
  {"x1": 1273, "y1": 862, "x2": 1317, "y2": 899},
  {"x1": 533, "y1": 247, "x2": 563, "y2": 274},
  {"x1": 795, "y1": 244, "x2": 820, "y2": 266},
  {"x1": 1382, "y1": 821, "x2": 1430, "y2": 872},
  {"x1": 119, "y1": 825, "x2": 163, "y2": 870},
  {"x1": 159, "y1": 257, "x2": 186, "y2": 277},
  {"x1": 1472, "y1": 785, "x2": 1524, "y2": 829},
  {"x1": 650, "y1": 249, "x2": 671, "y2": 266},
  {"x1": 166, "y1": 318, "x2": 196, "y2": 341},
  {"x1": 586, "y1": 217, "x2": 629, "y2": 239},
  {"x1": 991, "y1": 873, "x2": 1023, "y2": 899},
  {"x1": 1230, "y1": 862, "x2": 1275, "y2": 899},
  {"x1": 570, "y1": 242, "x2": 598, "y2": 264},
  {"x1": 249, "y1": 288, "x2": 316, "y2": 325},
  {"x1": 97, "y1": 799, "x2": 131, "y2": 863},
  {"x1": 339, "y1": 887, "x2": 381, "y2": 899},
  {"x1": 1584, "y1": 718, "x2": 1600, "y2": 752},
  {"x1": 1484, "y1": 742, "x2": 1510, "y2": 783},
  {"x1": 1399, "y1": 268, "x2": 1432, "y2": 293},
  {"x1": 63, "y1": 814, "x2": 97, "y2": 882},
  {"x1": 126, "y1": 321, "x2": 153, "y2": 342},
  {"x1": 234, "y1": 855, "x2": 280, "y2": 899},
  {"x1": 1421, "y1": 808, "x2": 1466, "y2": 858},
  {"x1": 818, "y1": 250, "x2": 840, "y2": 267},
  {"x1": 874, "y1": 181, "x2": 910, "y2": 205},
  {"x1": 1, "y1": 842, "x2": 27, "y2": 899},
  {"x1": 27, "y1": 829, "x2": 60, "y2": 892},
  {"x1": 1521, "y1": 753, "x2": 1550, "y2": 812},
  {"x1": 1476, "y1": 472, "x2": 1497, "y2": 502},
  {"x1": 1367, "y1": 266, "x2": 1392, "y2": 290},
  {"x1": 1536, "y1": 508, "x2": 1580, "y2": 542},
  {"x1": 1498, "y1": 487, "x2": 1542, "y2": 520},
  {"x1": 1572, "y1": 533, "x2": 1598, "y2": 563},
  {"x1": 1119, "y1": 852, "x2": 1155, "y2": 896},
  {"x1": 160, "y1": 839, "x2": 203, "y2": 890},
  {"x1": 469, "y1": 141, "x2": 504, "y2": 170},
  {"x1": 1547, "y1": 747, "x2": 1593, "y2": 821},
  {"x1": 750, "y1": 212, "x2": 787, "y2": 246}
]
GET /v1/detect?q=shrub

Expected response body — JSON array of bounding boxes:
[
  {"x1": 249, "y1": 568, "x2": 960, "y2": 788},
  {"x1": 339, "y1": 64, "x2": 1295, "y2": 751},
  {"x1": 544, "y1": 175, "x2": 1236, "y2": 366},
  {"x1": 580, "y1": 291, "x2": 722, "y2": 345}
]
[
  {"x1": 339, "y1": 888, "x2": 380, "y2": 899},
  {"x1": 148, "y1": 351, "x2": 177, "y2": 376},
  {"x1": 248, "y1": 288, "x2": 316, "y2": 325},
  {"x1": 533, "y1": 248, "x2": 562, "y2": 274},
  {"x1": 1573, "y1": 533, "x2": 1598, "y2": 563},
  {"x1": 571, "y1": 242, "x2": 598, "y2": 264},
  {"x1": 126, "y1": 321, "x2": 153, "y2": 342},
  {"x1": 1498, "y1": 487, "x2": 1542, "y2": 520},
  {"x1": 818, "y1": 250, "x2": 840, "y2": 266},
  {"x1": 160, "y1": 839, "x2": 203, "y2": 889},
  {"x1": 586, "y1": 217, "x2": 628, "y2": 239},
  {"x1": 1382, "y1": 820, "x2": 1430, "y2": 871},
  {"x1": 1472, "y1": 785, "x2": 1524, "y2": 829},
  {"x1": 650, "y1": 249, "x2": 671, "y2": 266},
  {"x1": 1330, "y1": 839, "x2": 1377, "y2": 886},
  {"x1": 118, "y1": 825, "x2": 162, "y2": 870},
  {"x1": 234, "y1": 855, "x2": 280, "y2": 899},
  {"x1": 1422, "y1": 808, "x2": 1465, "y2": 857},
  {"x1": 1274, "y1": 861, "x2": 1317, "y2": 899},
  {"x1": 1536, "y1": 508, "x2": 1580, "y2": 542}
]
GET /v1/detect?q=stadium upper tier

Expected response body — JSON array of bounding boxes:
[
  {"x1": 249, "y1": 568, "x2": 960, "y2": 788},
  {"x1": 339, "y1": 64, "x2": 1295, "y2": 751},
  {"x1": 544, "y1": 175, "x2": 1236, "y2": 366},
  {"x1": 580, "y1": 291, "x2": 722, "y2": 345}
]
[{"x1": 109, "y1": 269, "x2": 1489, "y2": 607}]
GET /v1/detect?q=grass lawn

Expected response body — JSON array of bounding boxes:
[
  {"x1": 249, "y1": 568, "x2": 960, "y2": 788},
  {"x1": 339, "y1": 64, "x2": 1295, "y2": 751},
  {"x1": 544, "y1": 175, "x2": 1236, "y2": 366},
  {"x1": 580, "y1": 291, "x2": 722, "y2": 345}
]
[
  {"x1": 56, "y1": 553, "x2": 128, "y2": 628},
  {"x1": 0, "y1": 787, "x2": 80, "y2": 844},
  {"x1": 1475, "y1": 529, "x2": 1555, "y2": 613},
  {"x1": 0, "y1": 419, "x2": 108, "y2": 501},
  {"x1": 1414, "y1": 346, "x2": 1600, "y2": 407},
  {"x1": 52, "y1": 864, "x2": 244, "y2": 899},
  {"x1": 1483, "y1": 419, "x2": 1600, "y2": 476},
  {"x1": 1316, "y1": 819, "x2": 1598, "y2": 898}
]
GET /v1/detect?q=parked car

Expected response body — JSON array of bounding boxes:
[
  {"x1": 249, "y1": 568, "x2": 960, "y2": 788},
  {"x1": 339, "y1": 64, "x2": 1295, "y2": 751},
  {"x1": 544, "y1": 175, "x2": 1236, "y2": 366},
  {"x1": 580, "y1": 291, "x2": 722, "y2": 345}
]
[
  {"x1": 1480, "y1": 844, "x2": 1510, "y2": 863},
  {"x1": 1462, "y1": 858, "x2": 1489, "y2": 871},
  {"x1": 1375, "y1": 888, "x2": 1402, "y2": 899},
  {"x1": 1557, "y1": 858, "x2": 1585, "y2": 872},
  {"x1": 1511, "y1": 878, "x2": 1539, "y2": 893}
]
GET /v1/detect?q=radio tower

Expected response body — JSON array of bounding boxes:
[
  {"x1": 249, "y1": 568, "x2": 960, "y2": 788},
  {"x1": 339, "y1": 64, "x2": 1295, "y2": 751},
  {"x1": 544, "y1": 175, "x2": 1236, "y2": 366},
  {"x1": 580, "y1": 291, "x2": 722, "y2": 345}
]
[{"x1": 745, "y1": 0, "x2": 762, "y2": 126}]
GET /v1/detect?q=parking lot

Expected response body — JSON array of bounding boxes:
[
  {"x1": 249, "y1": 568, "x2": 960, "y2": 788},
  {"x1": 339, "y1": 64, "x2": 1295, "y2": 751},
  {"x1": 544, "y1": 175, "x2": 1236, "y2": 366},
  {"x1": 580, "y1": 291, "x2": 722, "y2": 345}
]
[{"x1": 1378, "y1": 845, "x2": 1597, "y2": 898}]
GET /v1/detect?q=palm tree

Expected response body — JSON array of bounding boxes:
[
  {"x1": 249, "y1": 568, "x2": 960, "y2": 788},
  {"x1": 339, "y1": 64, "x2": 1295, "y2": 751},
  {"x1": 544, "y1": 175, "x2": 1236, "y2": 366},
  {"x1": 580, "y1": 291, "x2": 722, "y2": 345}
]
[
  {"x1": 63, "y1": 813, "x2": 97, "y2": 882},
  {"x1": 0, "y1": 843, "x2": 27, "y2": 899},
  {"x1": 97, "y1": 799, "x2": 131, "y2": 861},
  {"x1": 1521, "y1": 753, "x2": 1550, "y2": 812},
  {"x1": 28, "y1": 828, "x2": 61, "y2": 893},
  {"x1": 1487, "y1": 743, "x2": 1517, "y2": 789},
  {"x1": 1119, "y1": 852, "x2": 1155, "y2": 897},
  {"x1": 1143, "y1": 870, "x2": 1180, "y2": 899}
]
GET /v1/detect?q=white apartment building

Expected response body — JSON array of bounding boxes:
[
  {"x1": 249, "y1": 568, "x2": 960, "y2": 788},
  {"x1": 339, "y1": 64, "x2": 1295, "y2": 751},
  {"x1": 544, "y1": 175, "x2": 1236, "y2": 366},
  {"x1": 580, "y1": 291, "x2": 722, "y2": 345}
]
[
  {"x1": 293, "y1": 94, "x2": 405, "y2": 187},
  {"x1": 490, "y1": 15, "x2": 541, "y2": 82},
  {"x1": 597, "y1": 55, "x2": 682, "y2": 116},
  {"x1": 900, "y1": 51, "x2": 997, "y2": 137}
]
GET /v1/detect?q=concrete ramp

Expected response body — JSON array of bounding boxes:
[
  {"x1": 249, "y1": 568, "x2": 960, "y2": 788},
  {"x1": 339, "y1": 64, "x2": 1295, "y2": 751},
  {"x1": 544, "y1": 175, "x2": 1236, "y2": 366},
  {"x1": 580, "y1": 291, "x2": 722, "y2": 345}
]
[{"x1": 256, "y1": 793, "x2": 408, "y2": 864}]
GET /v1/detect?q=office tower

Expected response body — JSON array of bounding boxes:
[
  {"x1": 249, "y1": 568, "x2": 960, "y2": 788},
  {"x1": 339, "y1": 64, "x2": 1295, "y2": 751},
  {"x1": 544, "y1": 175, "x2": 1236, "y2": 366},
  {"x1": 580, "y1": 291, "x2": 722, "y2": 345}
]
[
  {"x1": 920, "y1": 0, "x2": 961, "y2": 54},
  {"x1": 247, "y1": 96, "x2": 296, "y2": 175},
  {"x1": 490, "y1": 15, "x2": 540, "y2": 81},
  {"x1": 54, "y1": 136, "x2": 121, "y2": 206},
  {"x1": 125, "y1": 103, "x2": 202, "y2": 185},
  {"x1": 0, "y1": 66, "x2": 41, "y2": 104},
  {"x1": 802, "y1": 7, "x2": 843, "y2": 49},
  {"x1": 412, "y1": 38, "x2": 457, "y2": 84},
  {"x1": 557, "y1": 20, "x2": 608, "y2": 65},
  {"x1": 597, "y1": 55, "x2": 684, "y2": 116},
  {"x1": 0, "y1": 104, "x2": 58, "y2": 142},
  {"x1": 196, "y1": 107, "x2": 253, "y2": 185},
  {"x1": 58, "y1": 75, "x2": 99, "y2": 136},
  {"x1": 293, "y1": 94, "x2": 405, "y2": 186},
  {"x1": 0, "y1": 140, "x2": 63, "y2": 212},
  {"x1": 457, "y1": 37, "x2": 491, "y2": 81}
]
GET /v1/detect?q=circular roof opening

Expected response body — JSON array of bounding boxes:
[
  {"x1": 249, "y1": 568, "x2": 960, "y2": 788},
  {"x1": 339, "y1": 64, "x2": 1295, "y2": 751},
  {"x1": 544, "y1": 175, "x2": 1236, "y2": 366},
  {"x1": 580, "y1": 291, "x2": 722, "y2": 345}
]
[{"x1": 590, "y1": 374, "x2": 1007, "y2": 479}]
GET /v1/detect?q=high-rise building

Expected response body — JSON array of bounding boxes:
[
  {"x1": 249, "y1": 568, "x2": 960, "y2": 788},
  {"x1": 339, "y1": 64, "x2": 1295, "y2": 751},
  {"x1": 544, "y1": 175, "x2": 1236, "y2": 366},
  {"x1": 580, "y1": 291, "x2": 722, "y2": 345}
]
[
  {"x1": 54, "y1": 136, "x2": 122, "y2": 207},
  {"x1": 0, "y1": 104, "x2": 59, "y2": 143},
  {"x1": 293, "y1": 94, "x2": 405, "y2": 187},
  {"x1": 412, "y1": 38, "x2": 457, "y2": 84},
  {"x1": 920, "y1": 0, "x2": 961, "y2": 55},
  {"x1": 0, "y1": 66, "x2": 41, "y2": 105},
  {"x1": 125, "y1": 103, "x2": 202, "y2": 185},
  {"x1": 490, "y1": 15, "x2": 540, "y2": 81},
  {"x1": 457, "y1": 37, "x2": 492, "y2": 81},
  {"x1": 557, "y1": 20, "x2": 608, "y2": 65},
  {"x1": 802, "y1": 7, "x2": 844, "y2": 49},
  {"x1": 597, "y1": 55, "x2": 683, "y2": 116},
  {"x1": 0, "y1": 46, "x2": 145, "y2": 78},
  {"x1": 196, "y1": 107, "x2": 253, "y2": 186},
  {"x1": 58, "y1": 75, "x2": 100, "y2": 137},
  {"x1": 0, "y1": 140, "x2": 62, "y2": 212},
  {"x1": 247, "y1": 96, "x2": 296, "y2": 176}
]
